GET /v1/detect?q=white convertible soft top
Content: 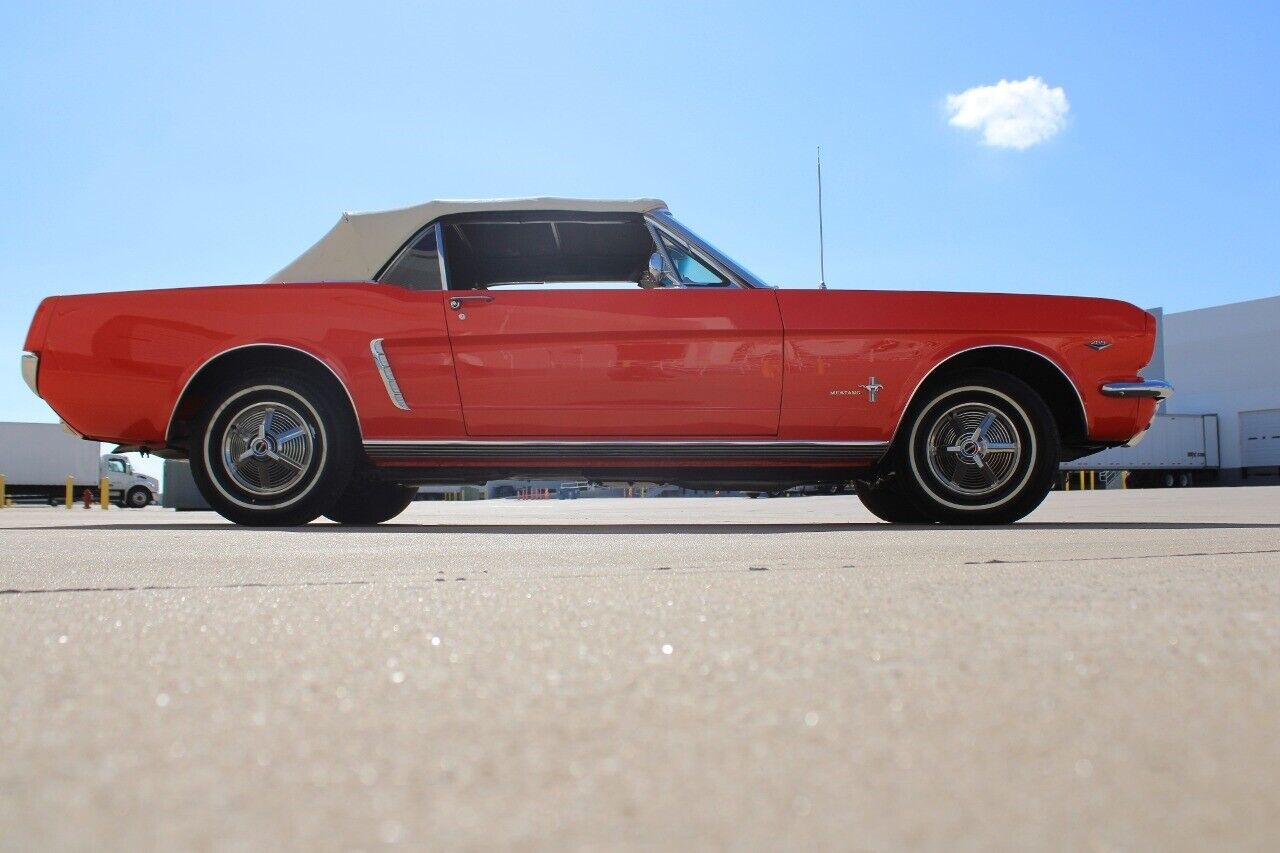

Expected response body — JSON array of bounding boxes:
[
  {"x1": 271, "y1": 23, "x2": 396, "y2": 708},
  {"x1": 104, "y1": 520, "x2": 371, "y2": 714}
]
[{"x1": 266, "y1": 197, "x2": 668, "y2": 283}]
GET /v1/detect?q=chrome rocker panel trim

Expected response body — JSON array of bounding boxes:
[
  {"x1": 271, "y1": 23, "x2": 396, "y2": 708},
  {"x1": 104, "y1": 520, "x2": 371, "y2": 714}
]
[
  {"x1": 363, "y1": 439, "x2": 889, "y2": 463},
  {"x1": 1100, "y1": 380, "x2": 1174, "y2": 400}
]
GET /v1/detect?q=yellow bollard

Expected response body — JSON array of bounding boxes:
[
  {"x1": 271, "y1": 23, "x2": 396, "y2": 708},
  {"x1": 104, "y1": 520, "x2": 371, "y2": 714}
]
[
  {"x1": 1089, "y1": 470, "x2": 1096, "y2": 491},
  {"x1": 99, "y1": 476, "x2": 110, "y2": 510},
  {"x1": 0, "y1": 474, "x2": 5, "y2": 509},
  {"x1": 66, "y1": 476, "x2": 74, "y2": 509},
  {"x1": 1122, "y1": 470, "x2": 1129, "y2": 490}
]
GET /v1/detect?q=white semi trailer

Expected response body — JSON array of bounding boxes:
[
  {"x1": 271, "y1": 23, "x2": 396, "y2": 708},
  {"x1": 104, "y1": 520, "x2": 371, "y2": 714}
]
[
  {"x1": 0, "y1": 422, "x2": 158, "y2": 507},
  {"x1": 1061, "y1": 413, "x2": 1219, "y2": 487}
]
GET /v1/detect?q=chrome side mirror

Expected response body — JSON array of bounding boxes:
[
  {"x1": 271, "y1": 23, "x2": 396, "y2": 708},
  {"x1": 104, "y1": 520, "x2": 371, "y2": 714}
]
[{"x1": 646, "y1": 252, "x2": 673, "y2": 287}]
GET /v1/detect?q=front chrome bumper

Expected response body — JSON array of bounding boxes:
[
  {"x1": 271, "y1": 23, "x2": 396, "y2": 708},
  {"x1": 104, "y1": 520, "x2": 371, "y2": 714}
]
[
  {"x1": 20, "y1": 352, "x2": 39, "y2": 397},
  {"x1": 1100, "y1": 379, "x2": 1174, "y2": 400},
  {"x1": 1104, "y1": 379, "x2": 1174, "y2": 447}
]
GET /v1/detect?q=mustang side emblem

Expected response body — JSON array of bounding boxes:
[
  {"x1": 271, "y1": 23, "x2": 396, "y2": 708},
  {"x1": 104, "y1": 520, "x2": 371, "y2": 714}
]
[{"x1": 831, "y1": 376, "x2": 884, "y2": 402}]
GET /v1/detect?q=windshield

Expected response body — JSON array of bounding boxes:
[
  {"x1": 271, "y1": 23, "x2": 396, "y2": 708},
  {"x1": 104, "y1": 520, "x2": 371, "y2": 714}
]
[{"x1": 649, "y1": 210, "x2": 767, "y2": 288}]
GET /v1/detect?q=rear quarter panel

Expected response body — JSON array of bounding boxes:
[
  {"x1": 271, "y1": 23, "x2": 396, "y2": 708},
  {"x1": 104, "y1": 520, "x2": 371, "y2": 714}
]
[
  {"x1": 776, "y1": 290, "x2": 1153, "y2": 443},
  {"x1": 34, "y1": 284, "x2": 463, "y2": 444}
]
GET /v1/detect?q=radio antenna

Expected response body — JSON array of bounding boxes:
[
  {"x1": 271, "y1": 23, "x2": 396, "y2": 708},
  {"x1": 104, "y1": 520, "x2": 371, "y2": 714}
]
[{"x1": 816, "y1": 146, "x2": 827, "y2": 290}]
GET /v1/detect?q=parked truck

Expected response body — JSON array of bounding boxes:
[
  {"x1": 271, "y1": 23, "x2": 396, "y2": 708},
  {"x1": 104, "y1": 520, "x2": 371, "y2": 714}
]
[
  {"x1": 1061, "y1": 413, "x2": 1219, "y2": 487},
  {"x1": 0, "y1": 422, "x2": 159, "y2": 506}
]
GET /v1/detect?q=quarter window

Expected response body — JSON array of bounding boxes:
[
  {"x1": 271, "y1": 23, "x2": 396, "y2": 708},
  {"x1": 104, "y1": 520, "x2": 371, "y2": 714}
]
[{"x1": 379, "y1": 226, "x2": 444, "y2": 291}]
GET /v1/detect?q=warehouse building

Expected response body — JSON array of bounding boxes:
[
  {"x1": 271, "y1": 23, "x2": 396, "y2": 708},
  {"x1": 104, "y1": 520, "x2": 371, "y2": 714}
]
[{"x1": 1160, "y1": 293, "x2": 1280, "y2": 480}]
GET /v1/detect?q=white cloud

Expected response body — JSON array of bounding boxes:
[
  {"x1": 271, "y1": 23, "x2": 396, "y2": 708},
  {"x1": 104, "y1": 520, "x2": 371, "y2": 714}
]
[{"x1": 946, "y1": 77, "x2": 1069, "y2": 149}]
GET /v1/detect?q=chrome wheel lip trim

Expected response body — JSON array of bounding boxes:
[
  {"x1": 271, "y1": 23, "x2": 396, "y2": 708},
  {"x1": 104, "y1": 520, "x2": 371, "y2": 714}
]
[
  {"x1": 924, "y1": 402, "x2": 1023, "y2": 497},
  {"x1": 219, "y1": 400, "x2": 316, "y2": 497},
  {"x1": 908, "y1": 386, "x2": 1038, "y2": 512},
  {"x1": 203, "y1": 385, "x2": 328, "y2": 511},
  {"x1": 166, "y1": 344, "x2": 361, "y2": 443},
  {"x1": 889, "y1": 345, "x2": 1085, "y2": 448}
]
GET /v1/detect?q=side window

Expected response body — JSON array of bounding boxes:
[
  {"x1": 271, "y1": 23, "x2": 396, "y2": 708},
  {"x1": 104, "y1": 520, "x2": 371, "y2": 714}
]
[
  {"x1": 106, "y1": 459, "x2": 126, "y2": 473},
  {"x1": 439, "y1": 214, "x2": 657, "y2": 290},
  {"x1": 378, "y1": 225, "x2": 444, "y2": 291},
  {"x1": 658, "y1": 233, "x2": 727, "y2": 286}
]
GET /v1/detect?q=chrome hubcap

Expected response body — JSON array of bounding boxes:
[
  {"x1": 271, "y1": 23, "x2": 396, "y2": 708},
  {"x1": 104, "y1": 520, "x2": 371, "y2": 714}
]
[
  {"x1": 925, "y1": 403, "x2": 1022, "y2": 497},
  {"x1": 220, "y1": 401, "x2": 315, "y2": 497}
]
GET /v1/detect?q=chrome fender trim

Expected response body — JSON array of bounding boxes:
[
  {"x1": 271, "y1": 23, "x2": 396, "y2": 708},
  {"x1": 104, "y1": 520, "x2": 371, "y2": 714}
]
[
  {"x1": 166, "y1": 343, "x2": 362, "y2": 443},
  {"x1": 889, "y1": 345, "x2": 1089, "y2": 448}
]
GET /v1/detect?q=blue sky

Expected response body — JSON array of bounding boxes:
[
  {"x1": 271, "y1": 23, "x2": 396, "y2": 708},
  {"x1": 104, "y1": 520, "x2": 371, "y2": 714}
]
[{"x1": 3, "y1": 0, "x2": 1278, "y2": 439}]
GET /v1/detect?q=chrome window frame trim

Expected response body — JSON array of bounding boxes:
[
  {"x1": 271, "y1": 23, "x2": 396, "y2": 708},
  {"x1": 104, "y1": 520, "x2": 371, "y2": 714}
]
[
  {"x1": 435, "y1": 222, "x2": 451, "y2": 291},
  {"x1": 375, "y1": 207, "x2": 767, "y2": 292},
  {"x1": 369, "y1": 338, "x2": 410, "y2": 410},
  {"x1": 644, "y1": 210, "x2": 768, "y2": 289},
  {"x1": 644, "y1": 221, "x2": 680, "y2": 286},
  {"x1": 372, "y1": 222, "x2": 449, "y2": 292}
]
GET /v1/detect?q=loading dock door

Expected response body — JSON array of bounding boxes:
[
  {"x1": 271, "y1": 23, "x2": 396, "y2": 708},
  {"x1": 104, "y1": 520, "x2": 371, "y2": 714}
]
[{"x1": 1240, "y1": 409, "x2": 1280, "y2": 468}]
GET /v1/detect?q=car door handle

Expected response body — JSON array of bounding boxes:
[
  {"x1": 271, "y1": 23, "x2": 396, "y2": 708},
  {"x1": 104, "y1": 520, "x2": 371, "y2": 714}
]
[{"x1": 449, "y1": 295, "x2": 494, "y2": 310}]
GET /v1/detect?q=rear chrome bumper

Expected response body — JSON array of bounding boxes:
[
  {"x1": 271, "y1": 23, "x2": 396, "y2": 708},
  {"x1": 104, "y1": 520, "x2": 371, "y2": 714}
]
[
  {"x1": 1100, "y1": 379, "x2": 1174, "y2": 400},
  {"x1": 20, "y1": 352, "x2": 39, "y2": 397}
]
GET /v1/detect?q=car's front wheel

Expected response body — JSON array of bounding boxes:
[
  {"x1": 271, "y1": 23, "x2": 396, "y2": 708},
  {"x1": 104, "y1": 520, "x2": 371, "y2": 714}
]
[
  {"x1": 188, "y1": 369, "x2": 356, "y2": 526},
  {"x1": 890, "y1": 369, "x2": 1060, "y2": 525}
]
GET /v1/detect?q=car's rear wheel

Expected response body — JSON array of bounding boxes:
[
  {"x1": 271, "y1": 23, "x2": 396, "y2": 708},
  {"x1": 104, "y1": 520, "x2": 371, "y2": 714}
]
[
  {"x1": 324, "y1": 467, "x2": 417, "y2": 525},
  {"x1": 854, "y1": 479, "x2": 931, "y2": 524},
  {"x1": 189, "y1": 369, "x2": 356, "y2": 526},
  {"x1": 891, "y1": 369, "x2": 1059, "y2": 525}
]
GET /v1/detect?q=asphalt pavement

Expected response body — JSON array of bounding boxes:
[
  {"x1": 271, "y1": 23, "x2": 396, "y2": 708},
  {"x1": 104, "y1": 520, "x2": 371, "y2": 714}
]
[{"x1": 2, "y1": 487, "x2": 1278, "y2": 850}]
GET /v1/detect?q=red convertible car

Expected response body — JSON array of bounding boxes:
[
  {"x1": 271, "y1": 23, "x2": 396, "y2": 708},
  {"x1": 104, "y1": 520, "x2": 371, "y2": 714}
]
[{"x1": 21, "y1": 198, "x2": 1171, "y2": 526}]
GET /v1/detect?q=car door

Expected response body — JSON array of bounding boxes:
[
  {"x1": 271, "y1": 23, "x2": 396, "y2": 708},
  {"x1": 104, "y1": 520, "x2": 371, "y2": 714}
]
[
  {"x1": 443, "y1": 286, "x2": 783, "y2": 436},
  {"x1": 434, "y1": 214, "x2": 783, "y2": 437}
]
